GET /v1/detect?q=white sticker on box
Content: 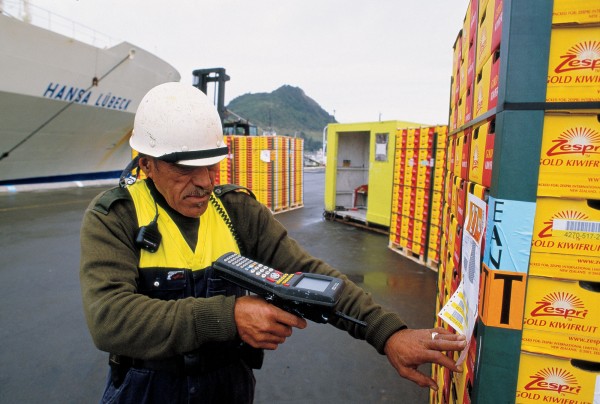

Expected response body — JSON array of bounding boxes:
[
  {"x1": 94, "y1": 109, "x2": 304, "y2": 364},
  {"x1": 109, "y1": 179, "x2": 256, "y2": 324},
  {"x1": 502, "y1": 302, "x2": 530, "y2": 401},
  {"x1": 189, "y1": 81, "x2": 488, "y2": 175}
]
[
  {"x1": 553, "y1": 219, "x2": 600, "y2": 233},
  {"x1": 260, "y1": 150, "x2": 271, "y2": 163}
]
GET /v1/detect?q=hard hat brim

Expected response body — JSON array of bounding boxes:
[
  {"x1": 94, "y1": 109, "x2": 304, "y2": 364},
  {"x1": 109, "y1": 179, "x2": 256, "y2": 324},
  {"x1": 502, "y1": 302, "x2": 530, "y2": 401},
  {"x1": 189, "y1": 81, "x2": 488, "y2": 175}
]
[
  {"x1": 175, "y1": 154, "x2": 228, "y2": 167},
  {"x1": 157, "y1": 146, "x2": 228, "y2": 166}
]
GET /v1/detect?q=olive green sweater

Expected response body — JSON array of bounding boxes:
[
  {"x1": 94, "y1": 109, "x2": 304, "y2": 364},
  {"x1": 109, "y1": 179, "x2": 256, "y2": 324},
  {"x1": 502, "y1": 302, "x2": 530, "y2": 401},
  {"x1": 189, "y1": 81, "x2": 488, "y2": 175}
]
[{"x1": 80, "y1": 184, "x2": 406, "y2": 360}]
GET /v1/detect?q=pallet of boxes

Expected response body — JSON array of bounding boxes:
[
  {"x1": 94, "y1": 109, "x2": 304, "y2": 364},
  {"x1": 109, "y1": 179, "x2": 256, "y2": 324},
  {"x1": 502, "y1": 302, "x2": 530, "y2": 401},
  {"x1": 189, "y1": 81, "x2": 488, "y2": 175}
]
[
  {"x1": 216, "y1": 135, "x2": 304, "y2": 213},
  {"x1": 389, "y1": 125, "x2": 448, "y2": 270},
  {"x1": 430, "y1": 0, "x2": 600, "y2": 403},
  {"x1": 517, "y1": 1, "x2": 600, "y2": 402}
]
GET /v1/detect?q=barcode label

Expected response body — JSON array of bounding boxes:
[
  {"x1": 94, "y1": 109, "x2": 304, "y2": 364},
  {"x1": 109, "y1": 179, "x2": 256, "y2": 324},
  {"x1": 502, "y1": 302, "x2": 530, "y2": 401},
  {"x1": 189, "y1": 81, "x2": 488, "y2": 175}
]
[
  {"x1": 553, "y1": 219, "x2": 600, "y2": 233},
  {"x1": 450, "y1": 310, "x2": 464, "y2": 325}
]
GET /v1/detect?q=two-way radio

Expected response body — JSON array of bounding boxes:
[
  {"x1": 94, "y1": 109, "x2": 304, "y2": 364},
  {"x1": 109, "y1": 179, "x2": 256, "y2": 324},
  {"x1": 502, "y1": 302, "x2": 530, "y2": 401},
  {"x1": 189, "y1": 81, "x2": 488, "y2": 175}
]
[{"x1": 213, "y1": 252, "x2": 367, "y2": 327}]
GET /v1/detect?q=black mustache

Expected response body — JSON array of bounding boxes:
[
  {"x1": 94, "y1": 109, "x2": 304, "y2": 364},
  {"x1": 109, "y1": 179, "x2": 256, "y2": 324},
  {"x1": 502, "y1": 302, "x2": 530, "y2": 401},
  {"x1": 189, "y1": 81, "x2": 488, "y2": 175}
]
[{"x1": 186, "y1": 188, "x2": 211, "y2": 197}]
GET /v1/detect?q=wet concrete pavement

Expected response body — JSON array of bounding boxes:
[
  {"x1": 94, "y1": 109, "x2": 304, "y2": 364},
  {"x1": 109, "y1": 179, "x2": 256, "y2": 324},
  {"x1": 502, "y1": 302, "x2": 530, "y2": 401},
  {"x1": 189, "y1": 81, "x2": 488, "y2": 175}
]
[{"x1": 0, "y1": 168, "x2": 439, "y2": 403}]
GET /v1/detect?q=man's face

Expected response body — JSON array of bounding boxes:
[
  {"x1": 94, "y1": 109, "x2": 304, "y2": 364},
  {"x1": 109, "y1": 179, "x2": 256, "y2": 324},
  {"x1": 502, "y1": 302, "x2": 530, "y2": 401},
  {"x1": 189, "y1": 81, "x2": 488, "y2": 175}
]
[{"x1": 141, "y1": 157, "x2": 219, "y2": 218}]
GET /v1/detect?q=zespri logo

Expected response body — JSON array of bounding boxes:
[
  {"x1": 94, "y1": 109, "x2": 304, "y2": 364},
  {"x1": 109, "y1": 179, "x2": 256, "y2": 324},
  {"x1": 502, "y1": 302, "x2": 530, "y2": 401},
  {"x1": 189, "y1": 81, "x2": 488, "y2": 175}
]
[
  {"x1": 523, "y1": 367, "x2": 582, "y2": 395},
  {"x1": 530, "y1": 292, "x2": 588, "y2": 320},
  {"x1": 546, "y1": 127, "x2": 600, "y2": 156},
  {"x1": 554, "y1": 41, "x2": 600, "y2": 74},
  {"x1": 537, "y1": 210, "x2": 589, "y2": 238}
]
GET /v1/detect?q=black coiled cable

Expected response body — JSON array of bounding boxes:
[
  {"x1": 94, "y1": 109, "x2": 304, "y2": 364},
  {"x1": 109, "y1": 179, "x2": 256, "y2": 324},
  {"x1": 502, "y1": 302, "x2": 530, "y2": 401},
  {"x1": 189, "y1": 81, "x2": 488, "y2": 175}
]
[{"x1": 210, "y1": 194, "x2": 245, "y2": 256}]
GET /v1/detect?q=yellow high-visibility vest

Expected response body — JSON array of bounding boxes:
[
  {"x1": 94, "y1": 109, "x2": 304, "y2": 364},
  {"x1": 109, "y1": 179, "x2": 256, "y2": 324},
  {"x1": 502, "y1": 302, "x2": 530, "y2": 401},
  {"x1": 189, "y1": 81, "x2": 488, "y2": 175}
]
[{"x1": 127, "y1": 180, "x2": 240, "y2": 271}]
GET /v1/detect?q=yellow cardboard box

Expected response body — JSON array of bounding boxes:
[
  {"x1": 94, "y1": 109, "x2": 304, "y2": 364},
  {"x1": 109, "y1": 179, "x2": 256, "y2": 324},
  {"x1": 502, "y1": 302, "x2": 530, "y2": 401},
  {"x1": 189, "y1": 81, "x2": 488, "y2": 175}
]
[
  {"x1": 537, "y1": 113, "x2": 600, "y2": 199},
  {"x1": 457, "y1": 92, "x2": 466, "y2": 129},
  {"x1": 530, "y1": 197, "x2": 600, "y2": 282},
  {"x1": 469, "y1": 121, "x2": 486, "y2": 186},
  {"x1": 448, "y1": 213, "x2": 460, "y2": 278},
  {"x1": 516, "y1": 351, "x2": 600, "y2": 403},
  {"x1": 522, "y1": 276, "x2": 600, "y2": 361},
  {"x1": 453, "y1": 133, "x2": 465, "y2": 178},
  {"x1": 531, "y1": 197, "x2": 600, "y2": 257},
  {"x1": 467, "y1": 0, "x2": 478, "y2": 45},
  {"x1": 447, "y1": 137, "x2": 456, "y2": 176},
  {"x1": 478, "y1": 0, "x2": 490, "y2": 20},
  {"x1": 464, "y1": 83, "x2": 474, "y2": 124},
  {"x1": 529, "y1": 251, "x2": 600, "y2": 283},
  {"x1": 451, "y1": 70, "x2": 460, "y2": 108},
  {"x1": 450, "y1": 105, "x2": 459, "y2": 131},
  {"x1": 546, "y1": 25, "x2": 600, "y2": 102},
  {"x1": 460, "y1": 128, "x2": 471, "y2": 180},
  {"x1": 475, "y1": 0, "x2": 495, "y2": 73},
  {"x1": 462, "y1": 1, "x2": 471, "y2": 59},
  {"x1": 452, "y1": 31, "x2": 463, "y2": 77},
  {"x1": 552, "y1": 0, "x2": 600, "y2": 25},
  {"x1": 474, "y1": 50, "x2": 491, "y2": 120}
]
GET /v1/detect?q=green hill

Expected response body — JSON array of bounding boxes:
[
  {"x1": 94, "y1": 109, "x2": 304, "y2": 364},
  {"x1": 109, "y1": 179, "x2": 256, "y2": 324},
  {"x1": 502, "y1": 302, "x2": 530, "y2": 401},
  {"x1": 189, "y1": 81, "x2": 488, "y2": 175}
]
[{"x1": 226, "y1": 85, "x2": 336, "y2": 151}]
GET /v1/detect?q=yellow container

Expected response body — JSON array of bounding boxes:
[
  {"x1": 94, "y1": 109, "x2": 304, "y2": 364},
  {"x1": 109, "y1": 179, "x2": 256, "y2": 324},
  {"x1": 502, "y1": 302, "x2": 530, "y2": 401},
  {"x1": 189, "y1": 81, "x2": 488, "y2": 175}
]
[
  {"x1": 462, "y1": 2, "x2": 472, "y2": 60},
  {"x1": 475, "y1": 0, "x2": 501, "y2": 74},
  {"x1": 459, "y1": 56, "x2": 468, "y2": 99},
  {"x1": 522, "y1": 276, "x2": 600, "y2": 361},
  {"x1": 529, "y1": 251, "x2": 600, "y2": 283},
  {"x1": 453, "y1": 132, "x2": 465, "y2": 178},
  {"x1": 552, "y1": 0, "x2": 600, "y2": 25},
  {"x1": 529, "y1": 195, "x2": 600, "y2": 281},
  {"x1": 474, "y1": 49, "x2": 500, "y2": 120},
  {"x1": 452, "y1": 31, "x2": 463, "y2": 77},
  {"x1": 468, "y1": 122, "x2": 486, "y2": 185},
  {"x1": 546, "y1": 25, "x2": 600, "y2": 102},
  {"x1": 538, "y1": 113, "x2": 600, "y2": 199},
  {"x1": 515, "y1": 351, "x2": 600, "y2": 403},
  {"x1": 468, "y1": 119, "x2": 495, "y2": 187},
  {"x1": 474, "y1": 54, "x2": 491, "y2": 120},
  {"x1": 531, "y1": 197, "x2": 600, "y2": 257}
]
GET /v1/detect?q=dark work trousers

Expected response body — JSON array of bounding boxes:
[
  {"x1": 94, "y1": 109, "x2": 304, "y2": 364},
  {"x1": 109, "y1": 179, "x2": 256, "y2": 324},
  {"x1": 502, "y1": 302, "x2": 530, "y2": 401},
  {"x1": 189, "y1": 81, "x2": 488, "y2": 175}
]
[{"x1": 100, "y1": 360, "x2": 256, "y2": 404}]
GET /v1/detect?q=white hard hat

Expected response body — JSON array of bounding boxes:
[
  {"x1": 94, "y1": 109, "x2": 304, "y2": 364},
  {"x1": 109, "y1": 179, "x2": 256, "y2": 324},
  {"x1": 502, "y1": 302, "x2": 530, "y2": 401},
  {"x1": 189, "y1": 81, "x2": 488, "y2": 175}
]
[{"x1": 130, "y1": 82, "x2": 228, "y2": 166}]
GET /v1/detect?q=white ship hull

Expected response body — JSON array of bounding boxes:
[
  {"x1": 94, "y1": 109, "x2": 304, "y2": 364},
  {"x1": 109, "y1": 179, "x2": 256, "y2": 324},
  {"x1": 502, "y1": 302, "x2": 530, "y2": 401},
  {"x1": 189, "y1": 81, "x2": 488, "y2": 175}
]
[{"x1": 0, "y1": 10, "x2": 180, "y2": 187}]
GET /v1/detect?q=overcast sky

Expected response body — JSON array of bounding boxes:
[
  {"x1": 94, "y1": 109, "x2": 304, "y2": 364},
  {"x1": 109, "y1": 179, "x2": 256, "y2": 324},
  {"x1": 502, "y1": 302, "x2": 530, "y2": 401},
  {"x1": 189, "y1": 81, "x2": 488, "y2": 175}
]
[{"x1": 20, "y1": 0, "x2": 469, "y2": 125}]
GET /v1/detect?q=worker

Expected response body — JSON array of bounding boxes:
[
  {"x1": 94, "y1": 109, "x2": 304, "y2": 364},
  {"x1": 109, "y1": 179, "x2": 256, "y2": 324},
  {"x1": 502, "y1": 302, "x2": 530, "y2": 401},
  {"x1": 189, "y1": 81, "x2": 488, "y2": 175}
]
[{"x1": 80, "y1": 82, "x2": 466, "y2": 403}]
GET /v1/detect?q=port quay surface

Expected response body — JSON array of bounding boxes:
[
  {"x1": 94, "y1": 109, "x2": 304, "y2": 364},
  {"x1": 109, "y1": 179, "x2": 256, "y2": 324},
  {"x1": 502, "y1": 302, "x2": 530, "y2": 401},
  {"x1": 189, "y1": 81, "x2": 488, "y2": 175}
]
[{"x1": 0, "y1": 168, "x2": 438, "y2": 403}]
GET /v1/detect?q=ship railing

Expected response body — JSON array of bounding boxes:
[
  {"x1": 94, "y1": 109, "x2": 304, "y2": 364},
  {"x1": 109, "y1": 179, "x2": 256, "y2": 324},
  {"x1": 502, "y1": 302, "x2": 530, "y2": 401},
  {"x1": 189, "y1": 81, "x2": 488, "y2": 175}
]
[{"x1": 1, "y1": 0, "x2": 119, "y2": 49}]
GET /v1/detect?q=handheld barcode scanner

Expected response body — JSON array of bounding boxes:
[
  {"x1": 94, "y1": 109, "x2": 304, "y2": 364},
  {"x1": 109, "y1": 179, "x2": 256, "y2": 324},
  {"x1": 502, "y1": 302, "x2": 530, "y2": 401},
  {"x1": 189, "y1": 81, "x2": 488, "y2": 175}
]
[{"x1": 213, "y1": 252, "x2": 367, "y2": 327}]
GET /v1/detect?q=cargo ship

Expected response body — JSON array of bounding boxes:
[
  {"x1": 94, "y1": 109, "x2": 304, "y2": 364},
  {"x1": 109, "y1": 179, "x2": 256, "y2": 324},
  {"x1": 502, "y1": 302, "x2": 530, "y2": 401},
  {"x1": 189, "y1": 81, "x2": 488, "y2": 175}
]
[{"x1": 0, "y1": 1, "x2": 180, "y2": 188}]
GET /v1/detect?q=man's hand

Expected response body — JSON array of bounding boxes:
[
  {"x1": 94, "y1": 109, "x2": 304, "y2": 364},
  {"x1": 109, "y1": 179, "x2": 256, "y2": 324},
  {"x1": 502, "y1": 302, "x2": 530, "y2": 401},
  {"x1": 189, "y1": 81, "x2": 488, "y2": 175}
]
[
  {"x1": 234, "y1": 295, "x2": 307, "y2": 350},
  {"x1": 384, "y1": 327, "x2": 466, "y2": 390}
]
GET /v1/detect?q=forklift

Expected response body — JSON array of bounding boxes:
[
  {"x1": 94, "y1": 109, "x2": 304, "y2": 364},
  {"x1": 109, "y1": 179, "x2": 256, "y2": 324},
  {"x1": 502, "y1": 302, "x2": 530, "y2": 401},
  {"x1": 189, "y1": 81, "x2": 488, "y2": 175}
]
[{"x1": 192, "y1": 67, "x2": 258, "y2": 136}]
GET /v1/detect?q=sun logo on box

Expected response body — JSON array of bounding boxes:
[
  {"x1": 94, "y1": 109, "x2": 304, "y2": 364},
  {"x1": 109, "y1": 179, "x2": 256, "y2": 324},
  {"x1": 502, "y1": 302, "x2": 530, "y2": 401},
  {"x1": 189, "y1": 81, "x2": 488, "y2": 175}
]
[
  {"x1": 538, "y1": 209, "x2": 588, "y2": 238},
  {"x1": 554, "y1": 40, "x2": 600, "y2": 73},
  {"x1": 546, "y1": 127, "x2": 600, "y2": 157},
  {"x1": 530, "y1": 291, "x2": 588, "y2": 320},
  {"x1": 478, "y1": 26, "x2": 488, "y2": 56},
  {"x1": 524, "y1": 367, "x2": 581, "y2": 395},
  {"x1": 471, "y1": 144, "x2": 479, "y2": 170},
  {"x1": 475, "y1": 86, "x2": 484, "y2": 114}
]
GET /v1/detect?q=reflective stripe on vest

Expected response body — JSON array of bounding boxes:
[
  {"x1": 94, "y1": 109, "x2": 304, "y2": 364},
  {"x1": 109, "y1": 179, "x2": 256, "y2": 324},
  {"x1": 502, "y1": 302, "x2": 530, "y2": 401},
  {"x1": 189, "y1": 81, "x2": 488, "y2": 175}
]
[{"x1": 127, "y1": 180, "x2": 240, "y2": 270}]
